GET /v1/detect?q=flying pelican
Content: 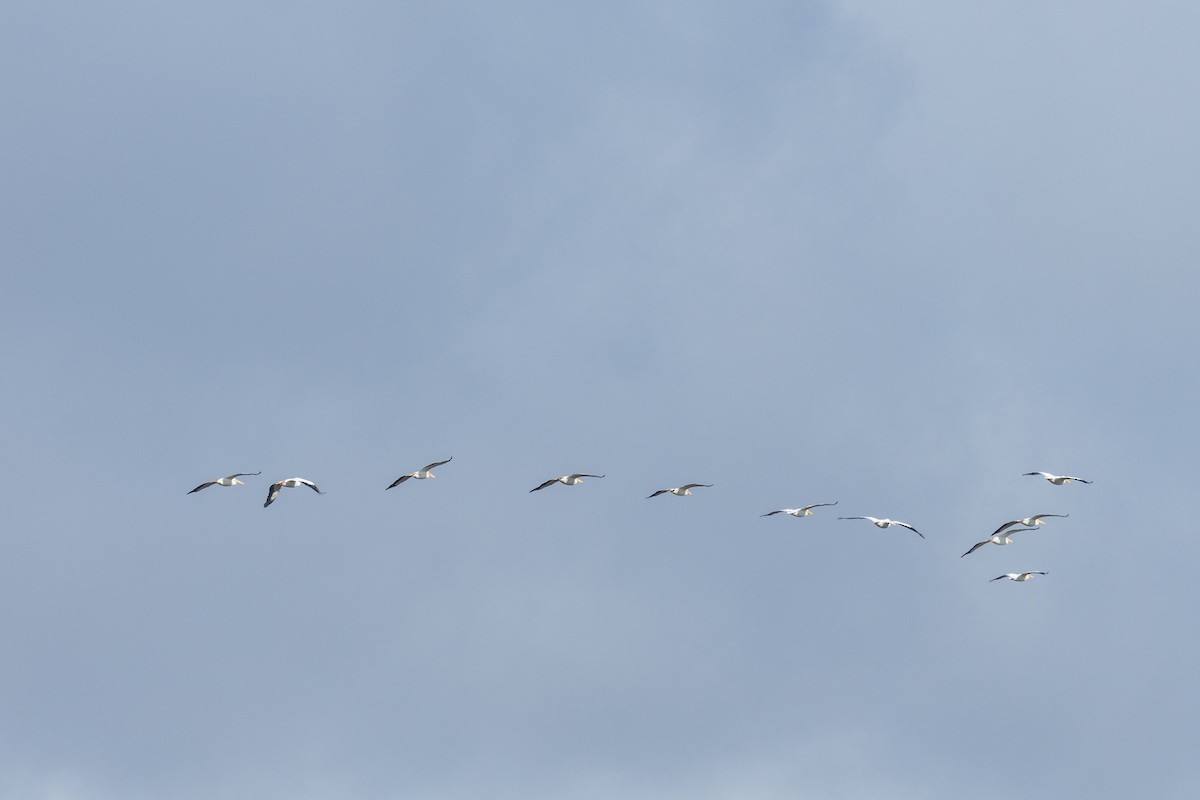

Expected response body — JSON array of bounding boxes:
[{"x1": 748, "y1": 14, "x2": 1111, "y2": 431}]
[
  {"x1": 530, "y1": 474, "x2": 604, "y2": 492},
  {"x1": 387, "y1": 457, "x2": 452, "y2": 489},
  {"x1": 264, "y1": 477, "x2": 324, "y2": 508},
  {"x1": 961, "y1": 527, "x2": 1037, "y2": 558},
  {"x1": 990, "y1": 514, "x2": 1068, "y2": 537},
  {"x1": 187, "y1": 471, "x2": 261, "y2": 494},
  {"x1": 990, "y1": 571, "x2": 1048, "y2": 582},
  {"x1": 1024, "y1": 472, "x2": 1092, "y2": 485},
  {"x1": 839, "y1": 516, "x2": 924, "y2": 538},
  {"x1": 647, "y1": 483, "x2": 712, "y2": 498},
  {"x1": 761, "y1": 502, "x2": 838, "y2": 517}
]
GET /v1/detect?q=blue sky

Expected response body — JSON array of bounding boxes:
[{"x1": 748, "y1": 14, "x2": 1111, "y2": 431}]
[{"x1": 3, "y1": 2, "x2": 1198, "y2": 798}]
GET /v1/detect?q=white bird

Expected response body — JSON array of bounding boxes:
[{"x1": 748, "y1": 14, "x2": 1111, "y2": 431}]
[
  {"x1": 264, "y1": 477, "x2": 325, "y2": 508},
  {"x1": 839, "y1": 516, "x2": 924, "y2": 538},
  {"x1": 761, "y1": 502, "x2": 838, "y2": 517},
  {"x1": 961, "y1": 527, "x2": 1037, "y2": 558},
  {"x1": 530, "y1": 473, "x2": 604, "y2": 492},
  {"x1": 990, "y1": 514, "x2": 1068, "y2": 537},
  {"x1": 990, "y1": 571, "x2": 1048, "y2": 582},
  {"x1": 647, "y1": 483, "x2": 712, "y2": 498},
  {"x1": 387, "y1": 457, "x2": 452, "y2": 489},
  {"x1": 187, "y1": 471, "x2": 261, "y2": 494},
  {"x1": 1024, "y1": 471, "x2": 1092, "y2": 485}
]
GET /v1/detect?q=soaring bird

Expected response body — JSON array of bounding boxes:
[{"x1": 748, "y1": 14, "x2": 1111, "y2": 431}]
[
  {"x1": 990, "y1": 514, "x2": 1068, "y2": 537},
  {"x1": 647, "y1": 483, "x2": 712, "y2": 498},
  {"x1": 761, "y1": 502, "x2": 838, "y2": 518},
  {"x1": 839, "y1": 516, "x2": 924, "y2": 538},
  {"x1": 961, "y1": 527, "x2": 1037, "y2": 558},
  {"x1": 1024, "y1": 472, "x2": 1092, "y2": 485},
  {"x1": 387, "y1": 458, "x2": 452, "y2": 489},
  {"x1": 187, "y1": 471, "x2": 261, "y2": 494},
  {"x1": 530, "y1": 474, "x2": 604, "y2": 492},
  {"x1": 990, "y1": 571, "x2": 1048, "y2": 582},
  {"x1": 264, "y1": 477, "x2": 324, "y2": 508}
]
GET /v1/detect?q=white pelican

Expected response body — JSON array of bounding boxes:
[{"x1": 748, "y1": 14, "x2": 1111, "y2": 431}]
[
  {"x1": 990, "y1": 514, "x2": 1068, "y2": 537},
  {"x1": 387, "y1": 457, "x2": 452, "y2": 489},
  {"x1": 1024, "y1": 472, "x2": 1092, "y2": 485},
  {"x1": 264, "y1": 477, "x2": 325, "y2": 508},
  {"x1": 187, "y1": 471, "x2": 261, "y2": 494},
  {"x1": 961, "y1": 527, "x2": 1037, "y2": 558},
  {"x1": 530, "y1": 473, "x2": 604, "y2": 492},
  {"x1": 647, "y1": 483, "x2": 712, "y2": 498},
  {"x1": 761, "y1": 502, "x2": 838, "y2": 518},
  {"x1": 990, "y1": 571, "x2": 1048, "y2": 582},
  {"x1": 839, "y1": 516, "x2": 924, "y2": 538}
]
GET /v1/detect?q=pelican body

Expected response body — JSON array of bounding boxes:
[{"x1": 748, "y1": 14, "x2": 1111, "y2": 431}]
[
  {"x1": 990, "y1": 571, "x2": 1048, "y2": 582},
  {"x1": 762, "y1": 502, "x2": 838, "y2": 518},
  {"x1": 530, "y1": 473, "x2": 604, "y2": 492},
  {"x1": 265, "y1": 477, "x2": 325, "y2": 508},
  {"x1": 1024, "y1": 472, "x2": 1091, "y2": 485},
  {"x1": 647, "y1": 483, "x2": 712, "y2": 498},
  {"x1": 188, "y1": 471, "x2": 261, "y2": 494},
  {"x1": 961, "y1": 527, "x2": 1037, "y2": 558},
  {"x1": 387, "y1": 458, "x2": 452, "y2": 489},
  {"x1": 839, "y1": 516, "x2": 924, "y2": 538}
]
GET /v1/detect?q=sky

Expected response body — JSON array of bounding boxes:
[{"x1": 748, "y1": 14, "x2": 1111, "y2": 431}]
[{"x1": 2, "y1": 2, "x2": 1198, "y2": 798}]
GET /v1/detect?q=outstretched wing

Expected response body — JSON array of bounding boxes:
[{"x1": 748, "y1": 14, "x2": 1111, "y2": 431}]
[
  {"x1": 895, "y1": 521, "x2": 924, "y2": 538},
  {"x1": 569, "y1": 473, "x2": 605, "y2": 480},
  {"x1": 229, "y1": 471, "x2": 262, "y2": 479},
  {"x1": 961, "y1": 540, "x2": 989, "y2": 558},
  {"x1": 647, "y1": 489, "x2": 670, "y2": 498},
  {"x1": 423, "y1": 457, "x2": 452, "y2": 471},
  {"x1": 264, "y1": 483, "x2": 282, "y2": 508},
  {"x1": 761, "y1": 510, "x2": 784, "y2": 517},
  {"x1": 188, "y1": 481, "x2": 217, "y2": 494},
  {"x1": 530, "y1": 479, "x2": 558, "y2": 492},
  {"x1": 387, "y1": 475, "x2": 413, "y2": 489},
  {"x1": 301, "y1": 480, "x2": 323, "y2": 494}
]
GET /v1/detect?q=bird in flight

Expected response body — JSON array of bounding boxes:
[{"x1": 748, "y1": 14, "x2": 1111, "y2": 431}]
[
  {"x1": 387, "y1": 458, "x2": 452, "y2": 489},
  {"x1": 839, "y1": 516, "x2": 924, "y2": 538},
  {"x1": 187, "y1": 471, "x2": 261, "y2": 494},
  {"x1": 530, "y1": 474, "x2": 604, "y2": 492},
  {"x1": 1024, "y1": 472, "x2": 1092, "y2": 485},
  {"x1": 761, "y1": 502, "x2": 838, "y2": 518},
  {"x1": 264, "y1": 477, "x2": 325, "y2": 508},
  {"x1": 961, "y1": 527, "x2": 1036, "y2": 558},
  {"x1": 647, "y1": 483, "x2": 712, "y2": 498},
  {"x1": 990, "y1": 571, "x2": 1048, "y2": 582},
  {"x1": 990, "y1": 514, "x2": 1068, "y2": 537}
]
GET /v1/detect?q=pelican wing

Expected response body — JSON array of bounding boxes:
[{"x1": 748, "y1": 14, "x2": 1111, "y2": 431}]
[
  {"x1": 761, "y1": 510, "x2": 785, "y2": 517},
  {"x1": 530, "y1": 479, "x2": 559, "y2": 492},
  {"x1": 300, "y1": 479, "x2": 323, "y2": 494},
  {"x1": 894, "y1": 521, "x2": 924, "y2": 538},
  {"x1": 423, "y1": 457, "x2": 452, "y2": 471},
  {"x1": 1031, "y1": 513, "x2": 1069, "y2": 522},
  {"x1": 569, "y1": 473, "x2": 604, "y2": 480},
  {"x1": 187, "y1": 481, "x2": 217, "y2": 494},
  {"x1": 228, "y1": 472, "x2": 262, "y2": 479},
  {"x1": 264, "y1": 483, "x2": 282, "y2": 508},
  {"x1": 802, "y1": 502, "x2": 837, "y2": 512},
  {"x1": 961, "y1": 540, "x2": 990, "y2": 558},
  {"x1": 647, "y1": 489, "x2": 671, "y2": 498},
  {"x1": 387, "y1": 475, "x2": 413, "y2": 489}
]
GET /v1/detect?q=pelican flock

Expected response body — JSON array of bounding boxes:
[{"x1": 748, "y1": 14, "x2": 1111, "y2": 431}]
[{"x1": 188, "y1": 466, "x2": 1088, "y2": 583}]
